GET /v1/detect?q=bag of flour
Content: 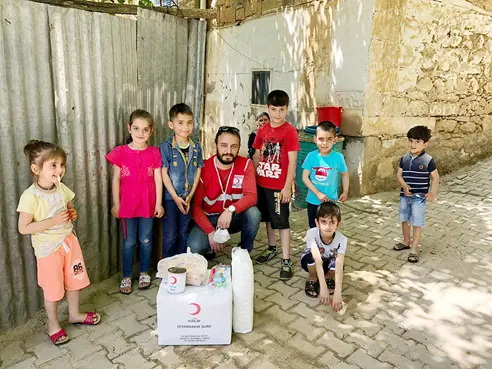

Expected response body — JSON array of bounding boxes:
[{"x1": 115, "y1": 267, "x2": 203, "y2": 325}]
[
  {"x1": 156, "y1": 248, "x2": 208, "y2": 286},
  {"x1": 231, "y1": 247, "x2": 254, "y2": 333}
]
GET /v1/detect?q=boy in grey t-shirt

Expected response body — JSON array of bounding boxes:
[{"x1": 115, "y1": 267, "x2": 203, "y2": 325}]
[{"x1": 300, "y1": 202, "x2": 347, "y2": 312}]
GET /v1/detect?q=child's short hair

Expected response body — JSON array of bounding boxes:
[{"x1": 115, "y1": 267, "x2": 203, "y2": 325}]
[
  {"x1": 407, "y1": 125, "x2": 431, "y2": 142},
  {"x1": 169, "y1": 103, "x2": 193, "y2": 121},
  {"x1": 317, "y1": 201, "x2": 342, "y2": 222},
  {"x1": 267, "y1": 90, "x2": 289, "y2": 107},
  {"x1": 317, "y1": 121, "x2": 337, "y2": 136}
]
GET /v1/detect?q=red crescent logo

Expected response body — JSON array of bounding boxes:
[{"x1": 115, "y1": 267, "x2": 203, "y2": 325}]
[
  {"x1": 189, "y1": 303, "x2": 201, "y2": 316},
  {"x1": 170, "y1": 276, "x2": 177, "y2": 285}
]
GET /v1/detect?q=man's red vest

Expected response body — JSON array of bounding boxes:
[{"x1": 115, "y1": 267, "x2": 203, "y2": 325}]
[{"x1": 200, "y1": 155, "x2": 251, "y2": 215}]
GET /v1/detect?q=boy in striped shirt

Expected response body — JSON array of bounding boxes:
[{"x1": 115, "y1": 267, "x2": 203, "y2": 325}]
[{"x1": 394, "y1": 126, "x2": 439, "y2": 263}]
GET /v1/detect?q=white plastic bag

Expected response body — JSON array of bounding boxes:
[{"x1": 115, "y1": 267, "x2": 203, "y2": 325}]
[
  {"x1": 231, "y1": 247, "x2": 254, "y2": 333},
  {"x1": 213, "y1": 228, "x2": 231, "y2": 243},
  {"x1": 156, "y1": 248, "x2": 208, "y2": 286}
]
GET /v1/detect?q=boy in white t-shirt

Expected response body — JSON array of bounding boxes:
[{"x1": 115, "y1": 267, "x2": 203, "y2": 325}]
[{"x1": 300, "y1": 202, "x2": 347, "y2": 312}]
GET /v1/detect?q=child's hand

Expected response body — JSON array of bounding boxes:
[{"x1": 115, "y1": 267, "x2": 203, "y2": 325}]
[
  {"x1": 425, "y1": 192, "x2": 436, "y2": 202},
  {"x1": 154, "y1": 204, "x2": 165, "y2": 218},
  {"x1": 52, "y1": 210, "x2": 70, "y2": 226},
  {"x1": 403, "y1": 185, "x2": 412, "y2": 197},
  {"x1": 185, "y1": 194, "x2": 193, "y2": 214},
  {"x1": 338, "y1": 192, "x2": 348, "y2": 202},
  {"x1": 316, "y1": 192, "x2": 329, "y2": 203},
  {"x1": 111, "y1": 204, "x2": 120, "y2": 219},
  {"x1": 318, "y1": 286, "x2": 331, "y2": 306},
  {"x1": 280, "y1": 187, "x2": 292, "y2": 203},
  {"x1": 173, "y1": 196, "x2": 188, "y2": 214},
  {"x1": 331, "y1": 291, "x2": 343, "y2": 312},
  {"x1": 68, "y1": 208, "x2": 78, "y2": 221}
]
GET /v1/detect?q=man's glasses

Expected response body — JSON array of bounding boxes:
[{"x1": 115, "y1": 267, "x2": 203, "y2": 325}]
[{"x1": 218, "y1": 126, "x2": 240, "y2": 134}]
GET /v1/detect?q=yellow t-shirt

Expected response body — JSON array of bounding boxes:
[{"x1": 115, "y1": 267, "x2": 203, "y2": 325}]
[{"x1": 17, "y1": 183, "x2": 75, "y2": 258}]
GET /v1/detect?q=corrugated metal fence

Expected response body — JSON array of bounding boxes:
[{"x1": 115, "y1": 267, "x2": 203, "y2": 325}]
[{"x1": 0, "y1": 0, "x2": 203, "y2": 330}]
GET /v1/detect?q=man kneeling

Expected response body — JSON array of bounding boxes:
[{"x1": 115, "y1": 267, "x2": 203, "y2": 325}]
[
  {"x1": 189, "y1": 126, "x2": 261, "y2": 259},
  {"x1": 301, "y1": 202, "x2": 346, "y2": 312}
]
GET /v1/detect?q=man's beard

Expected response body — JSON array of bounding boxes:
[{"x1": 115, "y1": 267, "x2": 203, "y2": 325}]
[{"x1": 216, "y1": 152, "x2": 237, "y2": 164}]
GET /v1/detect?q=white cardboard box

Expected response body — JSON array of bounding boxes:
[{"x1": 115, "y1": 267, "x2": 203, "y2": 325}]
[{"x1": 157, "y1": 274, "x2": 232, "y2": 346}]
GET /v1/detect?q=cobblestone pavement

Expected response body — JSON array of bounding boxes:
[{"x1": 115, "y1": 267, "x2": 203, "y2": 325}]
[{"x1": 2, "y1": 159, "x2": 492, "y2": 369}]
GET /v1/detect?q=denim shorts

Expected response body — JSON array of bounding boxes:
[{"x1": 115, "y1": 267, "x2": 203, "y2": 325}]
[{"x1": 399, "y1": 194, "x2": 427, "y2": 227}]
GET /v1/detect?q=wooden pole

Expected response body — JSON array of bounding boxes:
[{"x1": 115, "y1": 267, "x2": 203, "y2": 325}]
[{"x1": 28, "y1": 0, "x2": 217, "y2": 19}]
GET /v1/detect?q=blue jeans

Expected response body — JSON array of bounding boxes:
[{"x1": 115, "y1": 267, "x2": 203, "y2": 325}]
[
  {"x1": 399, "y1": 194, "x2": 427, "y2": 227},
  {"x1": 188, "y1": 206, "x2": 261, "y2": 255},
  {"x1": 161, "y1": 200, "x2": 191, "y2": 258},
  {"x1": 122, "y1": 217, "x2": 154, "y2": 278}
]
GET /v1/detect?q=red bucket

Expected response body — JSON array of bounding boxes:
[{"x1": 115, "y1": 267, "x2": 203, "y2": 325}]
[{"x1": 316, "y1": 106, "x2": 342, "y2": 128}]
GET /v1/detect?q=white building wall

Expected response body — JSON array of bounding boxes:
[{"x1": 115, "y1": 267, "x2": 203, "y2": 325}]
[{"x1": 202, "y1": 0, "x2": 375, "y2": 156}]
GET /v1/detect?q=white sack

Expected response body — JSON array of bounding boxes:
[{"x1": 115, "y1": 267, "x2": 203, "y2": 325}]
[
  {"x1": 213, "y1": 228, "x2": 231, "y2": 244},
  {"x1": 231, "y1": 247, "x2": 254, "y2": 333},
  {"x1": 156, "y1": 248, "x2": 208, "y2": 286}
]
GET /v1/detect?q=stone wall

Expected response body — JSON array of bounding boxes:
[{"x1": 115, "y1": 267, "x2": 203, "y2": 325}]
[{"x1": 360, "y1": 0, "x2": 492, "y2": 194}]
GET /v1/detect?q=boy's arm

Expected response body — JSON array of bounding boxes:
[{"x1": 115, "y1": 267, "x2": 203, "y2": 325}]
[
  {"x1": 426, "y1": 169, "x2": 439, "y2": 201},
  {"x1": 162, "y1": 167, "x2": 187, "y2": 214},
  {"x1": 339, "y1": 171, "x2": 349, "y2": 202},
  {"x1": 280, "y1": 151, "x2": 298, "y2": 203},
  {"x1": 187, "y1": 167, "x2": 202, "y2": 200},
  {"x1": 252, "y1": 149, "x2": 260, "y2": 169},
  {"x1": 396, "y1": 167, "x2": 411, "y2": 196},
  {"x1": 310, "y1": 241, "x2": 330, "y2": 305},
  {"x1": 302, "y1": 169, "x2": 328, "y2": 203},
  {"x1": 332, "y1": 254, "x2": 345, "y2": 311}
]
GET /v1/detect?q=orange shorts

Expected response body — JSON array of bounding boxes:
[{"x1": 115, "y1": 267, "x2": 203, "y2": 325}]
[{"x1": 37, "y1": 233, "x2": 90, "y2": 302}]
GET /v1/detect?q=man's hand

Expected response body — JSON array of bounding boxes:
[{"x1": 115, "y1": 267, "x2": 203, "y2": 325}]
[
  {"x1": 403, "y1": 184, "x2": 412, "y2": 197},
  {"x1": 173, "y1": 196, "x2": 188, "y2": 214},
  {"x1": 280, "y1": 186, "x2": 292, "y2": 203},
  {"x1": 338, "y1": 192, "x2": 348, "y2": 202},
  {"x1": 208, "y1": 232, "x2": 224, "y2": 253},
  {"x1": 318, "y1": 285, "x2": 331, "y2": 306},
  {"x1": 111, "y1": 204, "x2": 120, "y2": 219},
  {"x1": 331, "y1": 291, "x2": 343, "y2": 312},
  {"x1": 316, "y1": 191, "x2": 329, "y2": 203},
  {"x1": 154, "y1": 204, "x2": 165, "y2": 218},
  {"x1": 425, "y1": 192, "x2": 436, "y2": 202},
  {"x1": 52, "y1": 210, "x2": 70, "y2": 226},
  {"x1": 217, "y1": 210, "x2": 232, "y2": 230}
]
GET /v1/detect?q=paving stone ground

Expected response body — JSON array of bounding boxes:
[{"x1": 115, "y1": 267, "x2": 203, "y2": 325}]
[{"x1": 1, "y1": 158, "x2": 492, "y2": 369}]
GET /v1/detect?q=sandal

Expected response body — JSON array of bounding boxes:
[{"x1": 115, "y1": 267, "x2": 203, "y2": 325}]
[
  {"x1": 120, "y1": 278, "x2": 132, "y2": 294},
  {"x1": 138, "y1": 273, "x2": 151, "y2": 290},
  {"x1": 326, "y1": 278, "x2": 335, "y2": 295},
  {"x1": 407, "y1": 253, "x2": 419, "y2": 263},
  {"x1": 49, "y1": 329, "x2": 70, "y2": 345},
  {"x1": 305, "y1": 280, "x2": 319, "y2": 298},
  {"x1": 393, "y1": 242, "x2": 410, "y2": 251}
]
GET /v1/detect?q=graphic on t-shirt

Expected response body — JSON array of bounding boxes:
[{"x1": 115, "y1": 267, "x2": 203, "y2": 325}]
[
  {"x1": 257, "y1": 138, "x2": 283, "y2": 179},
  {"x1": 313, "y1": 166, "x2": 333, "y2": 181}
]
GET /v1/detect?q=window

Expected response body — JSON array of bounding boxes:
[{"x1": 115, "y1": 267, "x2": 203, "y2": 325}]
[{"x1": 251, "y1": 71, "x2": 270, "y2": 105}]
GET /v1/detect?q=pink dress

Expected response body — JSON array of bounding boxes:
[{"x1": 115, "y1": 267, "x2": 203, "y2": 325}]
[{"x1": 106, "y1": 145, "x2": 162, "y2": 218}]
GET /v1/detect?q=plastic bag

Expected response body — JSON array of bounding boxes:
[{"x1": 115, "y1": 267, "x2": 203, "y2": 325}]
[
  {"x1": 156, "y1": 248, "x2": 208, "y2": 286},
  {"x1": 213, "y1": 228, "x2": 231, "y2": 243},
  {"x1": 231, "y1": 247, "x2": 254, "y2": 333},
  {"x1": 208, "y1": 264, "x2": 230, "y2": 289}
]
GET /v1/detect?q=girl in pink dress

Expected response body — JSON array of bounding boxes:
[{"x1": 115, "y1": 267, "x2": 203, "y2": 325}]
[{"x1": 106, "y1": 110, "x2": 164, "y2": 294}]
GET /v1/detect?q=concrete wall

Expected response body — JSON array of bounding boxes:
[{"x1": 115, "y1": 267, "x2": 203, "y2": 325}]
[{"x1": 360, "y1": 0, "x2": 492, "y2": 194}]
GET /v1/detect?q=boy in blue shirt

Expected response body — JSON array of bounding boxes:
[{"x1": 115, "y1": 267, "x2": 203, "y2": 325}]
[
  {"x1": 394, "y1": 125, "x2": 439, "y2": 263},
  {"x1": 160, "y1": 103, "x2": 204, "y2": 258},
  {"x1": 302, "y1": 121, "x2": 349, "y2": 228}
]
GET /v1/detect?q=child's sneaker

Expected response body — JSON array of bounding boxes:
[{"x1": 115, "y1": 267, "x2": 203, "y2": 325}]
[
  {"x1": 280, "y1": 259, "x2": 293, "y2": 280},
  {"x1": 256, "y1": 247, "x2": 277, "y2": 264}
]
